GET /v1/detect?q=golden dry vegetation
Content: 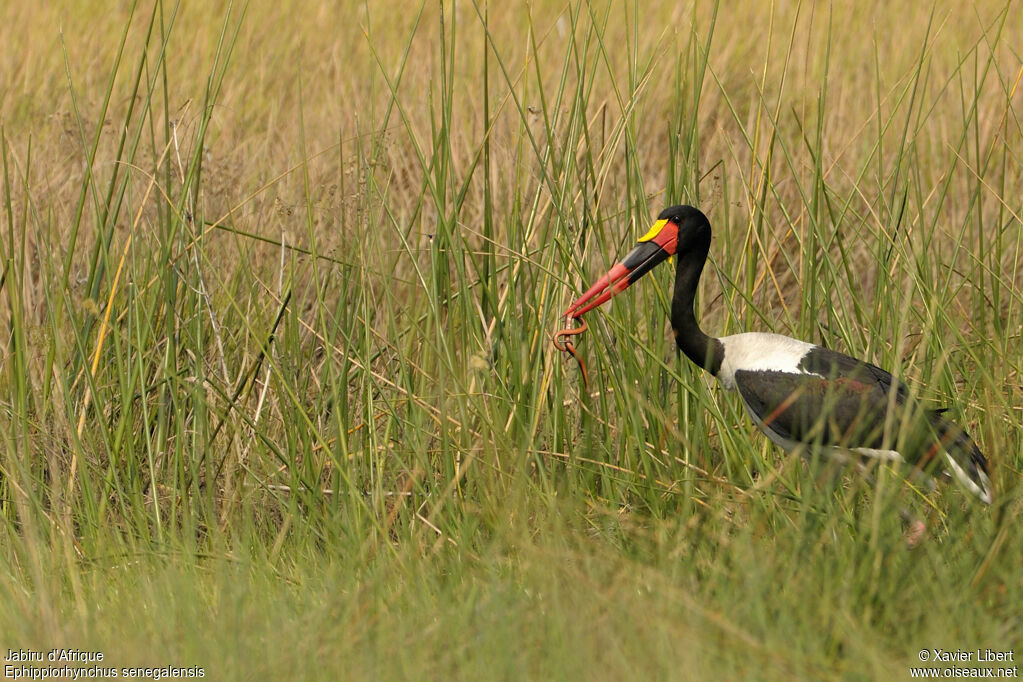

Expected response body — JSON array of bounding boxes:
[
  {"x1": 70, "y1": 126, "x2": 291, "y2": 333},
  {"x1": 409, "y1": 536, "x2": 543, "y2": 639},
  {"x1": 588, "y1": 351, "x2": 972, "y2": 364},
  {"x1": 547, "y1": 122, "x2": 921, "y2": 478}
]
[{"x1": 0, "y1": 1, "x2": 1020, "y2": 679}]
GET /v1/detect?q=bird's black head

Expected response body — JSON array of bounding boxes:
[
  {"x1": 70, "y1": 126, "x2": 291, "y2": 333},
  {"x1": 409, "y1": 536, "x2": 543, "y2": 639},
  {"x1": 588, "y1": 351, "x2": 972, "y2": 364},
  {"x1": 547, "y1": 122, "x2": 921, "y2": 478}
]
[
  {"x1": 564, "y1": 204, "x2": 712, "y2": 318},
  {"x1": 655, "y1": 205, "x2": 711, "y2": 246}
]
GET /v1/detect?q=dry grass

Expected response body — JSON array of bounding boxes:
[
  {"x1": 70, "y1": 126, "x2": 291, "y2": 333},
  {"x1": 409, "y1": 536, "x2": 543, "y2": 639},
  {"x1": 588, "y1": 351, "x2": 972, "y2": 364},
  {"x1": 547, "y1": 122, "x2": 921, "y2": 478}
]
[{"x1": 0, "y1": 1, "x2": 1020, "y2": 679}]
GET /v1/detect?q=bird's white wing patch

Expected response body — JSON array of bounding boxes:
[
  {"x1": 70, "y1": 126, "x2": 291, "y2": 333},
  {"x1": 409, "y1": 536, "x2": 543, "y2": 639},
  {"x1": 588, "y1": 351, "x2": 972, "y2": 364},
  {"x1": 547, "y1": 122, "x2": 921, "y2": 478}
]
[{"x1": 716, "y1": 332, "x2": 819, "y2": 390}]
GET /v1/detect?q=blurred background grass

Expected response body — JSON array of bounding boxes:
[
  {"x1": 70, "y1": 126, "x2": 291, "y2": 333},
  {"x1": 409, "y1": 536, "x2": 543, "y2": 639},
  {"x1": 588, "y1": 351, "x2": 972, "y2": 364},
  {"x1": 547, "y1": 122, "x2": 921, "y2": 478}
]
[{"x1": 0, "y1": 1, "x2": 1020, "y2": 679}]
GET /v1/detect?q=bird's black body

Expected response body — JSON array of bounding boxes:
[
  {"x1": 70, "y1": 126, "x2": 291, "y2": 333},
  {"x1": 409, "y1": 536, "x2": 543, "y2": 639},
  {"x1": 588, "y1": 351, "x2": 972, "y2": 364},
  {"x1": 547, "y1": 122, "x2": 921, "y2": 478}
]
[{"x1": 661, "y1": 205, "x2": 992, "y2": 503}]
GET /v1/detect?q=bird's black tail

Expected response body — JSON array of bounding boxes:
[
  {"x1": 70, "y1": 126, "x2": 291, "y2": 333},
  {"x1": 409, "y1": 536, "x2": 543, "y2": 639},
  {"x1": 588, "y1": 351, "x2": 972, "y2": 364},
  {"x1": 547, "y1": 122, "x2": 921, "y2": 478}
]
[{"x1": 928, "y1": 412, "x2": 992, "y2": 504}]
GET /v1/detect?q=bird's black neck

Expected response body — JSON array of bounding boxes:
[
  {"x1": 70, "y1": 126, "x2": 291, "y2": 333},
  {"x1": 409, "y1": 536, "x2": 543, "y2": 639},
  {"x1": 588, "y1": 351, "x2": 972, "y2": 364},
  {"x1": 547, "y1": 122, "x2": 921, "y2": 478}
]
[{"x1": 671, "y1": 236, "x2": 723, "y2": 375}]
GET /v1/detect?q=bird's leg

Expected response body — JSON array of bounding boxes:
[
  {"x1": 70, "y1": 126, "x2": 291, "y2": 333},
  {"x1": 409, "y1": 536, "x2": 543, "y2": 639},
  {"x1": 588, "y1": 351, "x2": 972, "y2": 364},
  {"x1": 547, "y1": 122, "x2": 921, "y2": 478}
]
[{"x1": 899, "y1": 508, "x2": 928, "y2": 548}]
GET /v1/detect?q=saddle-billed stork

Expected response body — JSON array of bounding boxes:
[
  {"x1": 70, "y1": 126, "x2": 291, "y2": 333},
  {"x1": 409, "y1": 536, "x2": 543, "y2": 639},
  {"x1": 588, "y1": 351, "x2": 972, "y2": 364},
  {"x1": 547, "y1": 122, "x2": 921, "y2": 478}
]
[{"x1": 564, "y1": 205, "x2": 993, "y2": 504}]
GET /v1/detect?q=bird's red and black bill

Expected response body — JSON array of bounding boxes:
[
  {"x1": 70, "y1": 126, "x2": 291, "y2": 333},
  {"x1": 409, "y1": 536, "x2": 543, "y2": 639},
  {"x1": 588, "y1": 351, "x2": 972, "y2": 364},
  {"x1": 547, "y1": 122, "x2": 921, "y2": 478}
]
[{"x1": 563, "y1": 217, "x2": 679, "y2": 319}]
